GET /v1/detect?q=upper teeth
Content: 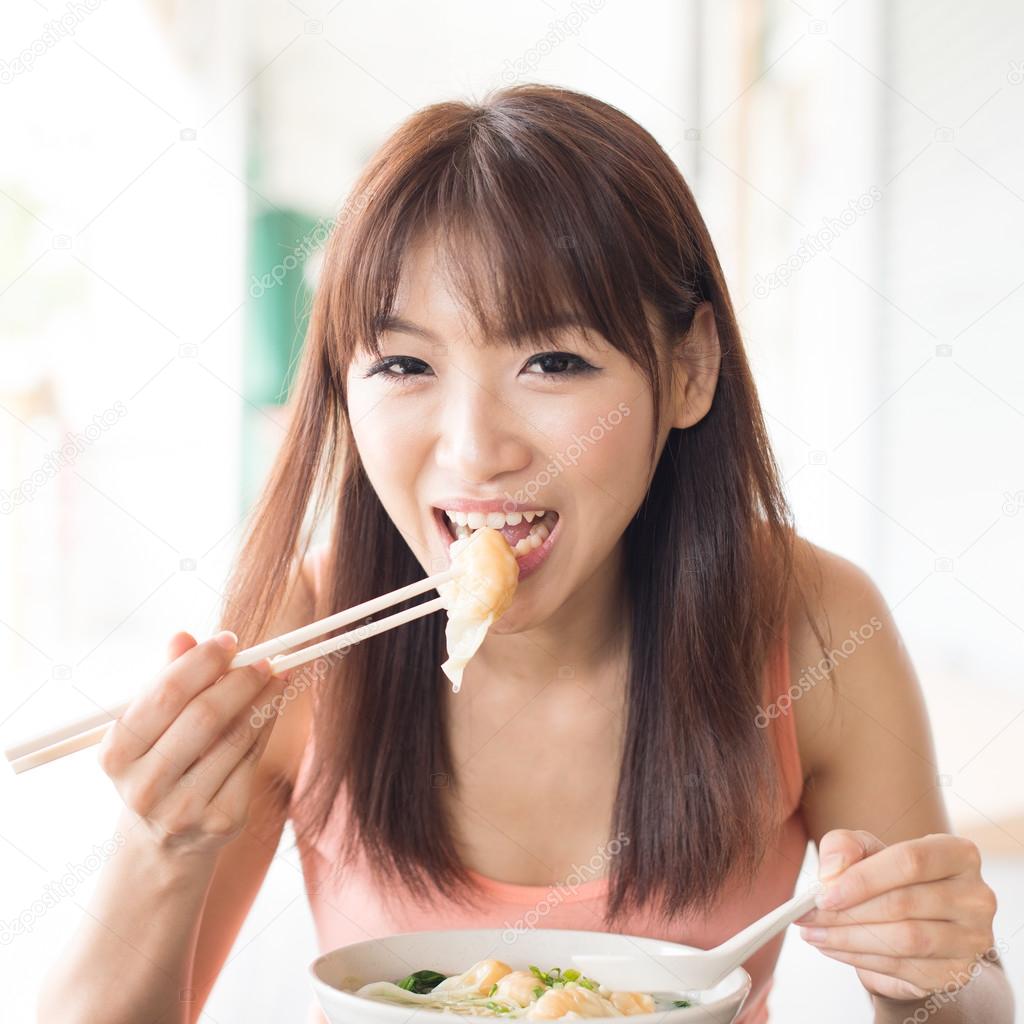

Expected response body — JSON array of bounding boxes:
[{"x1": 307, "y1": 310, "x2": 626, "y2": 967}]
[{"x1": 443, "y1": 509, "x2": 546, "y2": 529}]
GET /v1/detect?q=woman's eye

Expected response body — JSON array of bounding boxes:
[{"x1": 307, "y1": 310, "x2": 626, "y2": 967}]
[
  {"x1": 363, "y1": 356, "x2": 432, "y2": 382},
  {"x1": 522, "y1": 352, "x2": 598, "y2": 377},
  {"x1": 362, "y1": 351, "x2": 597, "y2": 383}
]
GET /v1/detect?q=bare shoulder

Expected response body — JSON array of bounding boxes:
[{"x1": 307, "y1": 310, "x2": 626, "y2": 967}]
[
  {"x1": 785, "y1": 536, "x2": 907, "y2": 776},
  {"x1": 784, "y1": 536, "x2": 950, "y2": 841},
  {"x1": 257, "y1": 543, "x2": 330, "y2": 792}
]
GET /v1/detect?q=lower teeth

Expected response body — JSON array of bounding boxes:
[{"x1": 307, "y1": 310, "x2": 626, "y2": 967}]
[{"x1": 453, "y1": 521, "x2": 551, "y2": 556}]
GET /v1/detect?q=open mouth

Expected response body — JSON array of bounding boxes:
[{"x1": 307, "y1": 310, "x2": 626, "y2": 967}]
[{"x1": 432, "y1": 506, "x2": 562, "y2": 580}]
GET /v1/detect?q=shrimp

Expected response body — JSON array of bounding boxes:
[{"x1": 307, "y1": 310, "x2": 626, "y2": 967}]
[{"x1": 438, "y1": 527, "x2": 519, "y2": 691}]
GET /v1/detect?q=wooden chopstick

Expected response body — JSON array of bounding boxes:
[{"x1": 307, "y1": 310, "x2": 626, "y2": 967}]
[{"x1": 5, "y1": 568, "x2": 455, "y2": 775}]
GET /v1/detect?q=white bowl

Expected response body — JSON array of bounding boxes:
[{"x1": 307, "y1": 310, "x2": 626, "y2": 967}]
[{"x1": 310, "y1": 928, "x2": 751, "y2": 1023}]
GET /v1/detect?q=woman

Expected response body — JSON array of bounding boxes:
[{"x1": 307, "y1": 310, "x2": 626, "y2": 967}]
[{"x1": 40, "y1": 85, "x2": 1011, "y2": 1024}]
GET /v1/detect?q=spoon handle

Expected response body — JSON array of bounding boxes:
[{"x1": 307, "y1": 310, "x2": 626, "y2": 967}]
[{"x1": 711, "y1": 881, "x2": 824, "y2": 963}]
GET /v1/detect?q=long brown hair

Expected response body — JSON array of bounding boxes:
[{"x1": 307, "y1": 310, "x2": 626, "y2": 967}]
[{"x1": 222, "y1": 84, "x2": 808, "y2": 925}]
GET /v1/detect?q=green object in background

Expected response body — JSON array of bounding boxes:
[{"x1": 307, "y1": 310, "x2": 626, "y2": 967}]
[
  {"x1": 246, "y1": 207, "x2": 319, "y2": 403},
  {"x1": 242, "y1": 207, "x2": 321, "y2": 506}
]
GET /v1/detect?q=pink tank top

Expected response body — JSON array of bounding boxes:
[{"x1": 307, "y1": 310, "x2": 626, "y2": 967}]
[{"x1": 289, "y1": 550, "x2": 808, "y2": 1024}]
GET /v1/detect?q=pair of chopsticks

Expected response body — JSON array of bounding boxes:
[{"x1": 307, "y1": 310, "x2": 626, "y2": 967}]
[{"x1": 4, "y1": 567, "x2": 455, "y2": 775}]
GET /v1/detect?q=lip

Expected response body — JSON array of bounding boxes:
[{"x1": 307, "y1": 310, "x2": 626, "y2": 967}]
[
  {"x1": 431, "y1": 506, "x2": 561, "y2": 582},
  {"x1": 430, "y1": 496, "x2": 554, "y2": 514}
]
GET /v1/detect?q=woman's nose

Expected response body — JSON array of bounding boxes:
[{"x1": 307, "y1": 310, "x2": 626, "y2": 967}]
[{"x1": 433, "y1": 385, "x2": 533, "y2": 485}]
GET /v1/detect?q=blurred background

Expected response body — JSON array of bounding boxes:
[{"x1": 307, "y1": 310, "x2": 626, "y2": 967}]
[{"x1": 1, "y1": 1, "x2": 1022, "y2": 1020}]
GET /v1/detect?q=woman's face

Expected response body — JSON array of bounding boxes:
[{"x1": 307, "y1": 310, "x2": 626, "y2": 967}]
[{"x1": 344, "y1": 235, "x2": 672, "y2": 633}]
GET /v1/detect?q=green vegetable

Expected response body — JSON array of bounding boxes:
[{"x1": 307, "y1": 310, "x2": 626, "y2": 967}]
[
  {"x1": 673, "y1": 998, "x2": 693, "y2": 1007},
  {"x1": 528, "y1": 964, "x2": 553, "y2": 986},
  {"x1": 527, "y1": 964, "x2": 600, "y2": 993},
  {"x1": 395, "y1": 969, "x2": 448, "y2": 994}
]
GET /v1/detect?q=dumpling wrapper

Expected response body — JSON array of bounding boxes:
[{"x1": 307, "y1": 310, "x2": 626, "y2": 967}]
[{"x1": 437, "y1": 527, "x2": 519, "y2": 691}]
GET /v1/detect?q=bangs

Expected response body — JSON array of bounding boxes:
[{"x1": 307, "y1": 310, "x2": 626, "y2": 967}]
[{"x1": 330, "y1": 97, "x2": 678, "y2": 420}]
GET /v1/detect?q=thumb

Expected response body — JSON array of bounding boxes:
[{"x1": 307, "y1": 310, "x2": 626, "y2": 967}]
[{"x1": 817, "y1": 828, "x2": 886, "y2": 881}]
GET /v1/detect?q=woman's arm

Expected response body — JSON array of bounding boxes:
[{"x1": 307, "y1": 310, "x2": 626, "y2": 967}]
[
  {"x1": 37, "y1": 773, "x2": 290, "y2": 1024},
  {"x1": 789, "y1": 542, "x2": 1014, "y2": 1023},
  {"x1": 186, "y1": 636, "x2": 314, "y2": 1021},
  {"x1": 38, "y1": 557, "x2": 316, "y2": 1024}
]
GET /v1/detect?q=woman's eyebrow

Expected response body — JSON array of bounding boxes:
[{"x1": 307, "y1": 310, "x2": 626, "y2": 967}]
[
  {"x1": 376, "y1": 311, "x2": 594, "y2": 342},
  {"x1": 376, "y1": 315, "x2": 439, "y2": 340}
]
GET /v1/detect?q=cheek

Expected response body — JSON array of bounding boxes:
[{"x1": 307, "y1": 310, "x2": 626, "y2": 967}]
[
  {"x1": 553, "y1": 398, "x2": 654, "y2": 510},
  {"x1": 347, "y1": 394, "x2": 426, "y2": 521},
  {"x1": 353, "y1": 421, "x2": 417, "y2": 487}
]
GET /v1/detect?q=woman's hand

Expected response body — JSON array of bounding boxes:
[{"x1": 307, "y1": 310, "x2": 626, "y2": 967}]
[
  {"x1": 795, "y1": 829, "x2": 999, "y2": 1003},
  {"x1": 97, "y1": 629, "x2": 288, "y2": 857}
]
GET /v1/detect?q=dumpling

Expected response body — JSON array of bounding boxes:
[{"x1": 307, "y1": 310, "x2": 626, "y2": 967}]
[
  {"x1": 437, "y1": 527, "x2": 519, "y2": 691},
  {"x1": 525, "y1": 983, "x2": 616, "y2": 1018},
  {"x1": 609, "y1": 990, "x2": 657, "y2": 1014},
  {"x1": 493, "y1": 970, "x2": 548, "y2": 1007},
  {"x1": 432, "y1": 958, "x2": 513, "y2": 995}
]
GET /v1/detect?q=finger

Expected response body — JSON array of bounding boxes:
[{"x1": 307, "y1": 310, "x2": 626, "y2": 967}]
[
  {"x1": 818, "y1": 834, "x2": 971, "y2": 911},
  {"x1": 801, "y1": 919, "x2": 981, "y2": 959},
  {"x1": 177, "y1": 674, "x2": 287, "y2": 800},
  {"x1": 166, "y1": 631, "x2": 197, "y2": 663},
  {"x1": 810, "y1": 947, "x2": 960, "y2": 993},
  {"x1": 130, "y1": 659, "x2": 275, "y2": 800},
  {"x1": 855, "y1": 969, "x2": 932, "y2": 1002},
  {"x1": 796, "y1": 878, "x2": 970, "y2": 927},
  {"x1": 114, "y1": 632, "x2": 241, "y2": 760},
  {"x1": 114, "y1": 661, "x2": 270, "y2": 817},
  {"x1": 203, "y1": 699, "x2": 282, "y2": 821},
  {"x1": 816, "y1": 828, "x2": 887, "y2": 881}
]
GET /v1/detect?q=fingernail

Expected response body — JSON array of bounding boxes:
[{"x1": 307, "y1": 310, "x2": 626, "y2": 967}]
[
  {"x1": 252, "y1": 657, "x2": 273, "y2": 678},
  {"x1": 214, "y1": 630, "x2": 238, "y2": 650},
  {"x1": 819, "y1": 853, "x2": 846, "y2": 880},
  {"x1": 800, "y1": 927, "x2": 828, "y2": 943}
]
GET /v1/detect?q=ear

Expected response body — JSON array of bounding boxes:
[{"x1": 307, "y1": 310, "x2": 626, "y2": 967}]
[{"x1": 669, "y1": 301, "x2": 721, "y2": 430}]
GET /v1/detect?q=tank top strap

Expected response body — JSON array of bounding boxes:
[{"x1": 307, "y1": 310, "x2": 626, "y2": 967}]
[{"x1": 762, "y1": 614, "x2": 804, "y2": 818}]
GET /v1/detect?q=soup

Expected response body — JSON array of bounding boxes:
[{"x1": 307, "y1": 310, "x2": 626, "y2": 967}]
[{"x1": 354, "y1": 957, "x2": 699, "y2": 1018}]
